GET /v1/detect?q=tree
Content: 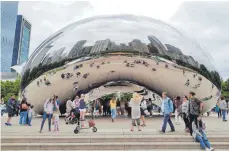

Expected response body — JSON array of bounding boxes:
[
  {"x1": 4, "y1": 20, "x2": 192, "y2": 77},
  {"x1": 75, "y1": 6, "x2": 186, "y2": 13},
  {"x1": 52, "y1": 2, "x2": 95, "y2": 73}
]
[
  {"x1": 1, "y1": 77, "x2": 21, "y2": 103},
  {"x1": 222, "y1": 78, "x2": 229, "y2": 100}
]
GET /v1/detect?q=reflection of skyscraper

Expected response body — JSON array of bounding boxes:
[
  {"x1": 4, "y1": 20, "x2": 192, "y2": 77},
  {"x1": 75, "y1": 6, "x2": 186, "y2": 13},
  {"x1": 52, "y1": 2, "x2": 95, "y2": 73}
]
[
  {"x1": 148, "y1": 36, "x2": 167, "y2": 55},
  {"x1": 165, "y1": 44, "x2": 182, "y2": 55},
  {"x1": 51, "y1": 47, "x2": 65, "y2": 63},
  {"x1": 26, "y1": 32, "x2": 63, "y2": 70},
  {"x1": 81, "y1": 46, "x2": 92, "y2": 56},
  {"x1": 129, "y1": 39, "x2": 149, "y2": 53},
  {"x1": 30, "y1": 45, "x2": 53, "y2": 69},
  {"x1": 68, "y1": 40, "x2": 86, "y2": 58},
  {"x1": 91, "y1": 39, "x2": 110, "y2": 53}
]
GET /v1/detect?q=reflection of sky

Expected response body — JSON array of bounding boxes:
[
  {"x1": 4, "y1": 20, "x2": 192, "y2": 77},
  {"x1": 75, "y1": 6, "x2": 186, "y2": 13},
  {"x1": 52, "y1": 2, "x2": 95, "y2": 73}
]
[{"x1": 29, "y1": 15, "x2": 215, "y2": 71}]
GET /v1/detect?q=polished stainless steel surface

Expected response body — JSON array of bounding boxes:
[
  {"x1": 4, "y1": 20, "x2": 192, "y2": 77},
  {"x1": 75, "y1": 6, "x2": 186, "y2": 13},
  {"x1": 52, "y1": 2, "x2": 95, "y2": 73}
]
[{"x1": 21, "y1": 15, "x2": 221, "y2": 114}]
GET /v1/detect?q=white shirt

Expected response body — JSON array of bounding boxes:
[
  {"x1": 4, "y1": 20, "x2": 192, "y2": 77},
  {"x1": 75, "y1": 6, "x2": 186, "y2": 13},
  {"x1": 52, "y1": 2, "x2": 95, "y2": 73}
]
[
  {"x1": 220, "y1": 100, "x2": 227, "y2": 110},
  {"x1": 44, "y1": 99, "x2": 54, "y2": 114}
]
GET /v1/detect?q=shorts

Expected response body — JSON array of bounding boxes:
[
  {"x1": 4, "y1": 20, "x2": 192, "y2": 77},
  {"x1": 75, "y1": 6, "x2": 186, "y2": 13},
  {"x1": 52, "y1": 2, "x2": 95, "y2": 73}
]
[
  {"x1": 79, "y1": 109, "x2": 86, "y2": 112},
  {"x1": 140, "y1": 108, "x2": 146, "y2": 116},
  {"x1": 8, "y1": 112, "x2": 14, "y2": 117}
]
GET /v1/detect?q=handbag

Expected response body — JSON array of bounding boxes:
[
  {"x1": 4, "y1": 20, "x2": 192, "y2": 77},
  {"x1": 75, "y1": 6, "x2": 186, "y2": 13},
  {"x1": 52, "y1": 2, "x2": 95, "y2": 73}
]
[{"x1": 22, "y1": 103, "x2": 28, "y2": 110}]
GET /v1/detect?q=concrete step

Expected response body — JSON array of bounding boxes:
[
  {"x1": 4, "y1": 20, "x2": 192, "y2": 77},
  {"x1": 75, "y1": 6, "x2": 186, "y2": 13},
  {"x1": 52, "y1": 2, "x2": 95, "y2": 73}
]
[
  {"x1": 2, "y1": 142, "x2": 229, "y2": 150},
  {"x1": 2, "y1": 135, "x2": 229, "y2": 143}
]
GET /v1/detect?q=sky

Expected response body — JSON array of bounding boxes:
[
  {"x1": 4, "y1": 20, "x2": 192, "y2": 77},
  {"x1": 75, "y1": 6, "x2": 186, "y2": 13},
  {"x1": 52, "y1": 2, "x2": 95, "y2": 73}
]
[{"x1": 18, "y1": 0, "x2": 229, "y2": 79}]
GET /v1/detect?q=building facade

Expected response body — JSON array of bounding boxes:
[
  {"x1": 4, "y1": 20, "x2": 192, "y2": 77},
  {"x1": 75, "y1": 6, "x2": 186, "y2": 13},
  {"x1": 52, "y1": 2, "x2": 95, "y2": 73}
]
[
  {"x1": 90, "y1": 39, "x2": 110, "y2": 53},
  {"x1": 12, "y1": 15, "x2": 31, "y2": 67},
  {"x1": 1, "y1": 1, "x2": 18, "y2": 72}
]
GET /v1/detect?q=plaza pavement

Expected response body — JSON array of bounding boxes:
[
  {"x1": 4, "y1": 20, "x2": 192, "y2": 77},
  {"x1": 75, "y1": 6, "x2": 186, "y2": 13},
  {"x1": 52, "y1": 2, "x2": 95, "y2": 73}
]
[{"x1": 1, "y1": 114, "x2": 229, "y2": 150}]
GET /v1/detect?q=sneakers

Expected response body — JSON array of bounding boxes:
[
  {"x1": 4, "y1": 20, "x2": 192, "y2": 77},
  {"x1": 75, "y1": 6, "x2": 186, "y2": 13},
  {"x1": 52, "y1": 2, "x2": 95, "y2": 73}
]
[
  {"x1": 210, "y1": 148, "x2": 215, "y2": 151},
  {"x1": 158, "y1": 130, "x2": 165, "y2": 134},
  {"x1": 170, "y1": 129, "x2": 175, "y2": 132},
  {"x1": 5, "y1": 123, "x2": 12, "y2": 126}
]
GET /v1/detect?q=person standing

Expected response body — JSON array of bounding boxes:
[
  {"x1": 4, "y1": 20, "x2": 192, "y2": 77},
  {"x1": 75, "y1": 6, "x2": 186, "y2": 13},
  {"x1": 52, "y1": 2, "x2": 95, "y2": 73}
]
[
  {"x1": 181, "y1": 96, "x2": 189, "y2": 132},
  {"x1": 130, "y1": 93, "x2": 142, "y2": 131},
  {"x1": 160, "y1": 92, "x2": 175, "y2": 133},
  {"x1": 174, "y1": 96, "x2": 182, "y2": 125},
  {"x1": 28, "y1": 105, "x2": 34, "y2": 126},
  {"x1": 120, "y1": 100, "x2": 126, "y2": 116},
  {"x1": 110, "y1": 97, "x2": 117, "y2": 122},
  {"x1": 188, "y1": 91, "x2": 203, "y2": 136},
  {"x1": 19, "y1": 98, "x2": 29, "y2": 125},
  {"x1": 216, "y1": 100, "x2": 221, "y2": 118},
  {"x1": 79, "y1": 94, "x2": 86, "y2": 127},
  {"x1": 220, "y1": 96, "x2": 227, "y2": 122},
  {"x1": 5, "y1": 96, "x2": 16, "y2": 126},
  {"x1": 39, "y1": 98, "x2": 56, "y2": 133},
  {"x1": 66, "y1": 97, "x2": 73, "y2": 116},
  {"x1": 140, "y1": 97, "x2": 147, "y2": 126}
]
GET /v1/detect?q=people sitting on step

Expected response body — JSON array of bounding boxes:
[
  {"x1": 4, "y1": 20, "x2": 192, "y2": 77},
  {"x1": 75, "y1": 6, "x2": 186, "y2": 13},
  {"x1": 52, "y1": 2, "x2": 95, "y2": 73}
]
[{"x1": 192, "y1": 115, "x2": 215, "y2": 151}]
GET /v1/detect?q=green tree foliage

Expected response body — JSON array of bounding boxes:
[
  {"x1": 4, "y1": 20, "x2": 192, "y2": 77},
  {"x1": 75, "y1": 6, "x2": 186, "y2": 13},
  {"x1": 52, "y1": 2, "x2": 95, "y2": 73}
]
[
  {"x1": 222, "y1": 78, "x2": 229, "y2": 100},
  {"x1": 1, "y1": 78, "x2": 20, "y2": 103}
]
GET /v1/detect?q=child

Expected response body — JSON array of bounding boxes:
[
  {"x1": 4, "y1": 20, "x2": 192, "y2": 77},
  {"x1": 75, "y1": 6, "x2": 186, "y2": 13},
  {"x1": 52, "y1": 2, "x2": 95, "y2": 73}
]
[
  {"x1": 53, "y1": 109, "x2": 60, "y2": 131},
  {"x1": 192, "y1": 115, "x2": 214, "y2": 151},
  {"x1": 28, "y1": 105, "x2": 34, "y2": 126}
]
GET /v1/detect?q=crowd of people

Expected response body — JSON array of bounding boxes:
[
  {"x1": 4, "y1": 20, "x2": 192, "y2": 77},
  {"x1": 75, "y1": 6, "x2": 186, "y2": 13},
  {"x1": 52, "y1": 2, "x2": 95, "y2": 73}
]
[
  {"x1": 3, "y1": 90, "x2": 228, "y2": 151},
  {"x1": 4, "y1": 95, "x2": 34, "y2": 126}
]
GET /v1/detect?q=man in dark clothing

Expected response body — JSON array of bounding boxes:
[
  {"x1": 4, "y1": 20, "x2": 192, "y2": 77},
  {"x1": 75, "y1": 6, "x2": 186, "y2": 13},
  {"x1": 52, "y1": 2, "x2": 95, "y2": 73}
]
[
  {"x1": 5, "y1": 96, "x2": 17, "y2": 126},
  {"x1": 188, "y1": 91, "x2": 203, "y2": 135}
]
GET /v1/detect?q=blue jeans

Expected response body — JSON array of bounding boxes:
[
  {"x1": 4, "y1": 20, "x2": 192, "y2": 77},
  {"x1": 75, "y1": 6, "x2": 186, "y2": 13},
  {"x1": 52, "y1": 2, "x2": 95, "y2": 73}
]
[
  {"x1": 195, "y1": 131, "x2": 211, "y2": 149},
  {"x1": 19, "y1": 111, "x2": 28, "y2": 125},
  {"x1": 40, "y1": 112, "x2": 52, "y2": 131},
  {"x1": 162, "y1": 114, "x2": 175, "y2": 132},
  {"x1": 222, "y1": 109, "x2": 226, "y2": 120},
  {"x1": 111, "y1": 108, "x2": 116, "y2": 119},
  {"x1": 28, "y1": 117, "x2": 32, "y2": 126}
]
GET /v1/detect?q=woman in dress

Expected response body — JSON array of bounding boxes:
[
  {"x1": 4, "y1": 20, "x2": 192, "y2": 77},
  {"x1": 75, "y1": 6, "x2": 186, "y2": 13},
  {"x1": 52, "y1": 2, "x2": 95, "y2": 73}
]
[{"x1": 130, "y1": 93, "x2": 142, "y2": 131}]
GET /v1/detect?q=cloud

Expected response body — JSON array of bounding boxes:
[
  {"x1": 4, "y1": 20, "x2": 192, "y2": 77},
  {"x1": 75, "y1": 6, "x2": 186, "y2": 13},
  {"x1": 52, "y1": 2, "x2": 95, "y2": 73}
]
[
  {"x1": 18, "y1": 1, "x2": 95, "y2": 55},
  {"x1": 170, "y1": 1, "x2": 229, "y2": 79}
]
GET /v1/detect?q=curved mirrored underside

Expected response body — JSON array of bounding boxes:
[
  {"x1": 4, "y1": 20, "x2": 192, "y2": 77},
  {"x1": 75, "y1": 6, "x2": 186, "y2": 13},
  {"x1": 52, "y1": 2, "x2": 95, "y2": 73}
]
[{"x1": 21, "y1": 15, "x2": 221, "y2": 114}]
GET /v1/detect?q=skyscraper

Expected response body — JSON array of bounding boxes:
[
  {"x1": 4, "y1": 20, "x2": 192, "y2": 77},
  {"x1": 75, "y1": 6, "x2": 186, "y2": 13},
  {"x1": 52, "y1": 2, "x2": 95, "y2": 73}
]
[
  {"x1": 1, "y1": 1, "x2": 18, "y2": 74},
  {"x1": 12, "y1": 15, "x2": 32, "y2": 66}
]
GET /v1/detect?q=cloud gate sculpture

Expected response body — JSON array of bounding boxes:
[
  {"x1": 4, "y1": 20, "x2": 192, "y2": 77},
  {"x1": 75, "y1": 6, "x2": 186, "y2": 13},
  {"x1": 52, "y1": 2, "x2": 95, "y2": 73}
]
[{"x1": 21, "y1": 15, "x2": 221, "y2": 114}]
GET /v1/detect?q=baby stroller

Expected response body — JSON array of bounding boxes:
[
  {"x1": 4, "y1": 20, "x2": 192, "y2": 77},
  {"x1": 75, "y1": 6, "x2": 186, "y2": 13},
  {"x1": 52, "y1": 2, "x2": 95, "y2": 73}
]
[
  {"x1": 73, "y1": 114, "x2": 97, "y2": 134},
  {"x1": 65, "y1": 109, "x2": 79, "y2": 124}
]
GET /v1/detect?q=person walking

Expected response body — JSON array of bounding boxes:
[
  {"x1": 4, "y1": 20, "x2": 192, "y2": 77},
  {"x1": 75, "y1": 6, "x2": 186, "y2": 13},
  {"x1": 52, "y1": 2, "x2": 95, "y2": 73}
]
[
  {"x1": 19, "y1": 98, "x2": 29, "y2": 125},
  {"x1": 159, "y1": 92, "x2": 175, "y2": 134},
  {"x1": 220, "y1": 96, "x2": 227, "y2": 122},
  {"x1": 192, "y1": 115, "x2": 215, "y2": 151},
  {"x1": 5, "y1": 96, "x2": 17, "y2": 126},
  {"x1": 181, "y1": 96, "x2": 189, "y2": 132},
  {"x1": 175, "y1": 96, "x2": 182, "y2": 125},
  {"x1": 110, "y1": 97, "x2": 117, "y2": 122},
  {"x1": 188, "y1": 91, "x2": 203, "y2": 136},
  {"x1": 39, "y1": 98, "x2": 56, "y2": 133},
  {"x1": 130, "y1": 93, "x2": 142, "y2": 131},
  {"x1": 216, "y1": 100, "x2": 221, "y2": 118}
]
